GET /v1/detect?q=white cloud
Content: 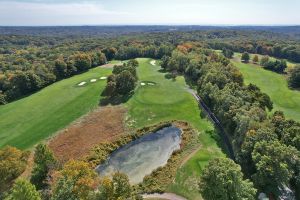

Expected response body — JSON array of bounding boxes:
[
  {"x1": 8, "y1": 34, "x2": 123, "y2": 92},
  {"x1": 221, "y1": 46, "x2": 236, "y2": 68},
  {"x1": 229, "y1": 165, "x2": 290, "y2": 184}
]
[{"x1": 0, "y1": 1, "x2": 131, "y2": 25}]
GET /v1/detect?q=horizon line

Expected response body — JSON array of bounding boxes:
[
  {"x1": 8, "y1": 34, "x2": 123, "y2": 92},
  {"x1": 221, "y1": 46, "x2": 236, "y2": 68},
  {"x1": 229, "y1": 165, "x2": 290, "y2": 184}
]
[{"x1": 1, "y1": 24, "x2": 300, "y2": 27}]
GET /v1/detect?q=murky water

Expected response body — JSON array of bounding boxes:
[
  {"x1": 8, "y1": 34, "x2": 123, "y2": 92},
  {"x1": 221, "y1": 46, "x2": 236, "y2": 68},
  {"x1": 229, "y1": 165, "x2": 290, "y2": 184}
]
[{"x1": 96, "y1": 126, "x2": 182, "y2": 184}]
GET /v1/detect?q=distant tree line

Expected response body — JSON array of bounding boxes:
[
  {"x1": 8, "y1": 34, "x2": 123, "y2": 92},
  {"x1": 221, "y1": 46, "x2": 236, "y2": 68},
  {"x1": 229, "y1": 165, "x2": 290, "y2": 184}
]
[{"x1": 210, "y1": 41, "x2": 300, "y2": 63}]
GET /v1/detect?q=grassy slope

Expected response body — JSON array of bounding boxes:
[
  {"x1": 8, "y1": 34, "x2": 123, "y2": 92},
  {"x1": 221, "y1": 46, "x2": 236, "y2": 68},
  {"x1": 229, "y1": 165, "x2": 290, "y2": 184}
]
[
  {"x1": 0, "y1": 67, "x2": 111, "y2": 149},
  {"x1": 126, "y1": 58, "x2": 223, "y2": 200},
  {"x1": 232, "y1": 57, "x2": 300, "y2": 121},
  {"x1": 230, "y1": 51, "x2": 297, "y2": 69}
]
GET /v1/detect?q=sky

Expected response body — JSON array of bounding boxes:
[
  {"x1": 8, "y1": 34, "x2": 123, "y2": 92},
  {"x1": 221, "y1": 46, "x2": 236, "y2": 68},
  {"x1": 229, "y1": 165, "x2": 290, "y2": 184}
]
[{"x1": 0, "y1": 0, "x2": 299, "y2": 26}]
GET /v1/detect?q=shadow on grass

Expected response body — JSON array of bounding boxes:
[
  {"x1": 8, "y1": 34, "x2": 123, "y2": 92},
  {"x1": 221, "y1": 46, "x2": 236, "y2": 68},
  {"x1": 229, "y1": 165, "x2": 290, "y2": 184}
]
[
  {"x1": 99, "y1": 92, "x2": 133, "y2": 106},
  {"x1": 164, "y1": 73, "x2": 177, "y2": 81},
  {"x1": 199, "y1": 105, "x2": 232, "y2": 159}
]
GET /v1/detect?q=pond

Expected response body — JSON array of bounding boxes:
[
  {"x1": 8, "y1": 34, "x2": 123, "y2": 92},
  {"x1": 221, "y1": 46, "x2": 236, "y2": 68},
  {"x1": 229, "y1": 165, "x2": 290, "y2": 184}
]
[{"x1": 96, "y1": 126, "x2": 182, "y2": 184}]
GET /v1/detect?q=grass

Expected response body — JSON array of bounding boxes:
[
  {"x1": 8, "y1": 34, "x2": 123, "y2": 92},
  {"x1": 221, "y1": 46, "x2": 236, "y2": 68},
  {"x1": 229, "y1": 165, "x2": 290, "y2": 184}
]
[
  {"x1": 234, "y1": 52, "x2": 297, "y2": 69},
  {"x1": 0, "y1": 67, "x2": 111, "y2": 149},
  {"x1": 126, "y1": 58, "x2": 223, "y2": 199},
  {"x1": 231, "y1": 56, "x2": 300, "y2": 122}
]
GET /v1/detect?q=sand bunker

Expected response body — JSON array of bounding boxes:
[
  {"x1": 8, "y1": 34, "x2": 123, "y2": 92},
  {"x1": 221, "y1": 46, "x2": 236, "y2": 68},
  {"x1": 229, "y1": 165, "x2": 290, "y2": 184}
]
[
  {"x1": 78, "y1": 82, "x2": 86, "y2": 86},
  {"x1": 140, "y1": 81, "x2": 156, "y2": 86},
  {"x1": 150, "y1": 60, "x2": 156, "y2": 66},
  {"x1": 100, "y1": 77, "x2": 107, "y2": 80},
  {"x1": 90, "y1": 79, "x2": 97, "y2": 82}
]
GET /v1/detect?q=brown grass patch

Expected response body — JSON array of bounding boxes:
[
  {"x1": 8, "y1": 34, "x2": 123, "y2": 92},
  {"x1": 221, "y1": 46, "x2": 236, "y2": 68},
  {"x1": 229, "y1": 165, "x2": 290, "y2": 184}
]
[{"x1": 48, "y1": 106, "x2": 126, "y2": 163}]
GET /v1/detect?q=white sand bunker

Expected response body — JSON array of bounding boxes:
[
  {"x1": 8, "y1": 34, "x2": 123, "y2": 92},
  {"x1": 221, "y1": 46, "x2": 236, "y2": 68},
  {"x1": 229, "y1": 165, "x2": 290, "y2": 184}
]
[
  {"x1": 150, "y1": 60, "x2": 156, "y2": 66},
  {"x1": 100, "y1": 77, "x2": 107, "y2": 80},
  {"x1": 90, "y1": 79, "x2": 97, "y2": 83},
  {"x1": 140, "y1": 81, "x2": 156, "y2": 86},
  {"x1": 78, "y1": 82, "x2": 86, "y2": 86}
]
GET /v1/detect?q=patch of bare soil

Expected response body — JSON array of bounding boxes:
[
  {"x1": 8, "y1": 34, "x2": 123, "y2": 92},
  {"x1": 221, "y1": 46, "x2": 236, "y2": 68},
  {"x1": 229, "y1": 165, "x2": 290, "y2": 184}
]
[{"x1": 48, "y1": 106, "x2": 126, "y2": 163}]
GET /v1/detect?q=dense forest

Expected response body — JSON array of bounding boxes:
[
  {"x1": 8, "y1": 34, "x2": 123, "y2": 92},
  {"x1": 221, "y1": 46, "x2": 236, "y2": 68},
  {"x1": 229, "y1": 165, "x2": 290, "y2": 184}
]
[
  {"x1": 1, "y1": 26, "x2": 300, "y2": 200},
  {"x1": 1, "y1": 27, "x2": 300, "y2": 104}
]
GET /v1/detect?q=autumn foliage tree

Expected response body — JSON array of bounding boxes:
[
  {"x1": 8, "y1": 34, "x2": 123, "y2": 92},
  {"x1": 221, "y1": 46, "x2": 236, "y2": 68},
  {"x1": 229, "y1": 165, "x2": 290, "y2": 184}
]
[
  {"x1": 74, "y1": 53, "x2": 92, "y2": 72},
  {"x1": 96, "y1": 172, "x2": 132, "y2": 200},
  {"x1": 253, "y1": 55, "x2": 259, "y2": 63},
  {"x1": 4, "y1": 179, "x2": 41, "y2": 200},
  {"x1": 51, "y1": 160, "x2": 98, "y2": 200},
  {"x1": 0, "y1": 146, "x2": 29, "y2": 193}
]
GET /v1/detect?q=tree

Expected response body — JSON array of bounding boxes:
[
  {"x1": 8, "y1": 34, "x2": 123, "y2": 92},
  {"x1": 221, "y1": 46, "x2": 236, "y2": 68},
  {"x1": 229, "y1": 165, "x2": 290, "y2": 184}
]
[
  {"x1": 0, "y1": 92, "x2": 7, "y2": 105},
  {"x1": 288, "y1": 65, "x2": 300, "y2": 89},
  {"x1": 199, "y1": 158, "x2": 256, "y2": 200},
  {"x1": 239, "y1": 128, "x2": 278, "y2": 176},
  {"x1": 252, "y1": 55, "x2": 259, "y2": 63},
  {"x1": 112, "y1": 172, "x2": 131, "y2": 199},
  {"x1": 54, "y1": 58, "x2": 67, "y2": 80},
  {"x1": 127, "y1": 59, "x2": 139, "y2": 68},
  {"x1": 51, "y1": 178, "x2": 78, "y2": 200},
  {"x1": 0, "y1": 146, "x2": 29, "y2": 192},
  {"x1": 260, "y1": 56, "x2": 270, "y2": 66},
  {"x1": 241, "y1": 52, "x2": 250, "y2": 63},
  {"x1": 96, "y1": 173, "x2": 132, "y2": 200},
  {"x1": 222, "y1": 48, "x2": 234, "y2": 59},
  {"x1": 74, "y1": 53, "x2": 91, "y2": 72},
  {"x1": 52, "y1": 160, "x2": 98, "y2": 200},
  {"x1": 97, "y1": 177, "x2": 114, "y2": 200},
  {"x1": 160, "y1": 55, "x2": 170, "y2": 70},
  {"x1": 115, "y1": 70, "x2": 136, "y2": 95},
  {"x1": 252, "y1": 140, "x2": 300, "y2": 196},
  {"x1": 104, "y1": 81, "x2": 116, "y2": 97},
  {"x1": 5, "y1": 179, "x2": 41, "y2": 200},
  {"x1": 30, "y1": 144, "x2": 56, "y2": 189},
  {"x1": 103, "y1": 47, "x2": 117, "y2": 61}
]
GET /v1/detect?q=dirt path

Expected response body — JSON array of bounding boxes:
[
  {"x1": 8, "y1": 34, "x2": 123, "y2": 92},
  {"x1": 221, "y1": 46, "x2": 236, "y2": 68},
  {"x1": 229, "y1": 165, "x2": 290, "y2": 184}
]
[
  {"x1": 143, "y1": 193, "x2": 187, "y2": 200},
  {"x1": 180, "y1": 146, "x2": 201, "y2": 168}
]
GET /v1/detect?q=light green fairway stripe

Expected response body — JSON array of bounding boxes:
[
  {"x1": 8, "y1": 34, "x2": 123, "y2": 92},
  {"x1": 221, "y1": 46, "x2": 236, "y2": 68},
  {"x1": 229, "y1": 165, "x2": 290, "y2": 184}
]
[
  {"x1": 232, "y1": 60, "x2": 300, "y2": 121},
  {"x1": 0, "y1": 67, "x2": 112, "y2": 149}
]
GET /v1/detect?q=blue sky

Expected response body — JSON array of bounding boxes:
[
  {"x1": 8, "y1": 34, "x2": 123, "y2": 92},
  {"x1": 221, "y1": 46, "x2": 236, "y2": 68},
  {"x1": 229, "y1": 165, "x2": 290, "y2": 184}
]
[{"x1": 0, "y1": 0, "x2": 299, "y2": 26}]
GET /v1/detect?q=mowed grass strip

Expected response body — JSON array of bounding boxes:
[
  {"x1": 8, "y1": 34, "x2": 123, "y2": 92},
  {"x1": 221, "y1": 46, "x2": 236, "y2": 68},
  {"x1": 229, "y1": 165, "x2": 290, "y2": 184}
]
[
  {"x1": 232, "y1": 59, "x2": 300, "y2": 121},
  {"x1": 0, "y1": 67, "x2": 111, "y2": 149},
  {"x1": 126, "y1": 58, "x2": 223, "y2": 199}
]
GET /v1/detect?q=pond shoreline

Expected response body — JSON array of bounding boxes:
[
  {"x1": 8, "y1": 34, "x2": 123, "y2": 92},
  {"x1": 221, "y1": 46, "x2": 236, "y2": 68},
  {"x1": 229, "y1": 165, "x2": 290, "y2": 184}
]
[{"x1": 85, "y1": 120, "x2": 200, "y2": 196}]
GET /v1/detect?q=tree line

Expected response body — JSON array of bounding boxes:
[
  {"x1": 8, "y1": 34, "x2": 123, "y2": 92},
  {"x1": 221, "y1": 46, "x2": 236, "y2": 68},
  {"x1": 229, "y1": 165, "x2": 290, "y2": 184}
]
[{"x1": 161, "y1": 46, "x2": 300, "y2": 199}]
